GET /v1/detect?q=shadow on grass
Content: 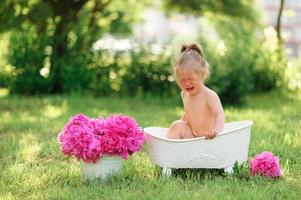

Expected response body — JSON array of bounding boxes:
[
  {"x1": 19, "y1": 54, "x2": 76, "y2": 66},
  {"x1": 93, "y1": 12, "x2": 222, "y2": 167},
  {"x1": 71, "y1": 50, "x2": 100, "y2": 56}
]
[{"x1": 171, "y1": 168, "x2": 225, "y2": 181}]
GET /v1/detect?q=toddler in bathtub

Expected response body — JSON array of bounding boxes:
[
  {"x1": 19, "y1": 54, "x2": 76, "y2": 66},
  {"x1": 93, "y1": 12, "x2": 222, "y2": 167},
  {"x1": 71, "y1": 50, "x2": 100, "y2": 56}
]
[{"x1": 167, "y1": 44, "x2": 225, "y2": 140}]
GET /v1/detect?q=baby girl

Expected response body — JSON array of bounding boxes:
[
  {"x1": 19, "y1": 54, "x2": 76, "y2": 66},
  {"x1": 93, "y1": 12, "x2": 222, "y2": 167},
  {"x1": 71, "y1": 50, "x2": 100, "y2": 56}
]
[{"x1": 167, "y1": 44, "x2": 225, "y2": 139}]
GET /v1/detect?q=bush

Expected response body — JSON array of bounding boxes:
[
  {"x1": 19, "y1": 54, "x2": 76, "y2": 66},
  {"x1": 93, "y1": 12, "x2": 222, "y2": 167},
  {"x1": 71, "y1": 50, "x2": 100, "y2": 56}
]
[
  {"x1": 204, "y1": 32, "x2": 255, "y2": 104},
  {"x1": 7, "y1": 24, "x2": 94, "y2": 95},
  {"x1": 252, "y1": 36, "x2": 287, "y2": 92},
  {"x1": 87, "y1": 51, "x2": 121, "y2": 96},
  {"x1": 287, "y1": 58, "x2": 301, "y2": 92},
  {"x1": 204, "y1": 19, "x2": 287, "y2": 104},
  {"x1": 88, "y1": 46, "x2": 177, "y2": 97},
  {"x1": 7, "y1": 29, "x2": 52, "y2": 94},
  {"x1": 5, "y1": 24, "x2": 287, "y2": 104},
  {"x1": 0, "y1": 73, "x2": 10, "y2": 88},
  {"x1": 0, "y1": 33, "x2": 10, "y2": 88},
  {"x1": 60, "y1": 49, "x2": 93, "y2": 94},
  {"x1": 121, "y1": 47, "x2": 177, "y2": 96}
]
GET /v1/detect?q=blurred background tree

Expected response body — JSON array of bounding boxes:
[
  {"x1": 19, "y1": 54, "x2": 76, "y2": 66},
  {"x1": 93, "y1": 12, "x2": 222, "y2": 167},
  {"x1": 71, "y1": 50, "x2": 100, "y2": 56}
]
[
  {"x1": 0, "y1": 0, "x2": 147, "y2": 94},
  {"x1": 0, "y1": 0, "x2": 290, "y2": 103}
]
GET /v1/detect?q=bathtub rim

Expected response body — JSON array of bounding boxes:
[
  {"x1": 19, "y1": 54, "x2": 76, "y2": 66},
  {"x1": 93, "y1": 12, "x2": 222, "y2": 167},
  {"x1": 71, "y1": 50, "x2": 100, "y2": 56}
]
[{"x1": 144, "y1": 120, "x2": 253, "y2": 143}]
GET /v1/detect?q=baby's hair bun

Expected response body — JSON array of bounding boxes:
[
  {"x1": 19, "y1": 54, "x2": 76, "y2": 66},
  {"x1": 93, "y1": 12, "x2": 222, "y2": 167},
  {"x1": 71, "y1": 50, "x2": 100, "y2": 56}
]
[{"x1": 181, "y1": 44, "x2": 203, "y2": 57}]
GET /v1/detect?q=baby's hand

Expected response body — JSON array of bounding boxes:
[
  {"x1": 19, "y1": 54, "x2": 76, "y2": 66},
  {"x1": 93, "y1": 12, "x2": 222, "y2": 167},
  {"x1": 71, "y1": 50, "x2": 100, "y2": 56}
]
[{"x1": 205, "y1": 130, "x2": 217, "y2": 140}]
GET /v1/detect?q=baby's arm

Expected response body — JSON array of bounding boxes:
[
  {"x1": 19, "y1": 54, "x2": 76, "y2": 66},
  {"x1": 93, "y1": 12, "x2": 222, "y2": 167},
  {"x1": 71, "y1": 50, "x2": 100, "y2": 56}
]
[
  {"x1": 180, "y1": 112, "x2": 187, "y2": 121},
  {"x1": 207, "y1": 91, "x2": 225, "y2": 134},
  {"x1": 180, "y1": 90, "x2": 187, "y2": 122}
]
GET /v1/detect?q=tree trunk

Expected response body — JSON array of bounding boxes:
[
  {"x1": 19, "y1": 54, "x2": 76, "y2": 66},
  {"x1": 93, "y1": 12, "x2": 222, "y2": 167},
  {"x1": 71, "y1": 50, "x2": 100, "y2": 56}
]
[
  {"x1": 50, "y1": 15, "x2": 69, "y2": 93},
  {"x1": 276, "y1": 0, "x2": 285, "y2": 46},
  {"x1": 48, "y1": 0, "x2": 88, "y2": 93}
]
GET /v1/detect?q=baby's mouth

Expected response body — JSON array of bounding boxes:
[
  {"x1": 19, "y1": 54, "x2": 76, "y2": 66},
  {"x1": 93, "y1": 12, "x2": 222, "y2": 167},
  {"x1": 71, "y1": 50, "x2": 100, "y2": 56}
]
[{"x1": 186, "y1": 87, "x2": 194, "y2": 91}]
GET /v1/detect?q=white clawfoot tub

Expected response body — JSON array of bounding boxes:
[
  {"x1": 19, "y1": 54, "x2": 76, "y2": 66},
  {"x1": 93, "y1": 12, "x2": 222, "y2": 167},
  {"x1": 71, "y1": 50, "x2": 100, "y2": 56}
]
[{"x1": 144, "y1": 121, "x2": 253, "y2": 176}]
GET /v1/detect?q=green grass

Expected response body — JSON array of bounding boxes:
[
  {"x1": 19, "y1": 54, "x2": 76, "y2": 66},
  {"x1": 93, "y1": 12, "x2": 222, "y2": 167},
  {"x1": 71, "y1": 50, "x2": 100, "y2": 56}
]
[{"x1": 0, "y1": 90, "x2": 300, "y2": 199}]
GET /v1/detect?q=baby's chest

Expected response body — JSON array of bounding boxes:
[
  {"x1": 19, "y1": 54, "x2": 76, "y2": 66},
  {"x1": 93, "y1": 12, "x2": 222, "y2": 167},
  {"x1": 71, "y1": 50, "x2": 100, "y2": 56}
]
[{"x1": 183, "y1": 98, "x2": 209, "y2": 114}]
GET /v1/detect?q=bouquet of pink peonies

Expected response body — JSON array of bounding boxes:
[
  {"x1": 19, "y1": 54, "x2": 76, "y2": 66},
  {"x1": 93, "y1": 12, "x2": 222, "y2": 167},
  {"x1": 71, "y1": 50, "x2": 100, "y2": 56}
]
[
  {"x1": 250, "y1": 151, "x2": 282, "y2": 178},
  {"x1": 57, "y1": 113, "x2": 145, "y2": 163}
]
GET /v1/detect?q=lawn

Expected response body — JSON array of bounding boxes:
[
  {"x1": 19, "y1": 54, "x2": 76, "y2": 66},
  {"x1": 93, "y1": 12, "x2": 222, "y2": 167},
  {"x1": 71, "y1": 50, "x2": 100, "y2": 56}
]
[{"x1": 0, "y1": 89, "x2": 300, "y2": 199}]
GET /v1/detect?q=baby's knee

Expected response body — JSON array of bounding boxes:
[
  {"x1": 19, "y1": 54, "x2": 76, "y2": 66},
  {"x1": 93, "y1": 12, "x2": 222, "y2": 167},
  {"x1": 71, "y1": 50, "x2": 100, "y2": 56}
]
[
  {"x1": 168, "y1": 120, "x2": 193, "y2": 139},
  {"x1": 169, "y1": 120, "x2": 187, "y2": 130},
  {"x1": 167, "y1": 120, "x2": 187, "y2": 139}
]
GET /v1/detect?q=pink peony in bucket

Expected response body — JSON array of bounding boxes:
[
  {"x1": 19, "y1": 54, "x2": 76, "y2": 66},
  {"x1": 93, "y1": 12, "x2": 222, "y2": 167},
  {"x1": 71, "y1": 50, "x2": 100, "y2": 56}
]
[{"x1": 57, "y1": 113, "x2": 145, "y2": 180}]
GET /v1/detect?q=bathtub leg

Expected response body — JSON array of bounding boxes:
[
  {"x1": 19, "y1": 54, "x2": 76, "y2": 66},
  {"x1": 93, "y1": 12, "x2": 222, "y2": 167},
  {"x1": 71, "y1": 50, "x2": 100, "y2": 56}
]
[
  {"x1": 224, "y1": 166, "x2": 233, "y2": 174},
  {"x1": 162, "y1": 167, "x2": 172, "y2": 177}
]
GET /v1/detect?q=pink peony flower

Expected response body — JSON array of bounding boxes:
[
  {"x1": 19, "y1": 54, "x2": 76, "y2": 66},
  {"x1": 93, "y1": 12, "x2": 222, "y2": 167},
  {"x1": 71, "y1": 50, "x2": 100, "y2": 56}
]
[
  {"x1": 250, "y1": 151, "x2": 282, "y2": 178},
  {"x1": 58, "y1": 113, "x2": 145, "y2": 163},
  {"x1": 62, "y1": 113, "x2": 93, "y2": 135},
  {"x1": 90, "y1": 117, "x2": 105, "y2": 135},
  {"x1": 99, "y1": 114, "x2": 145, "y2": 159},
  {"x1": 57, "y1": 114, "x2": 104, "y2": 163}
]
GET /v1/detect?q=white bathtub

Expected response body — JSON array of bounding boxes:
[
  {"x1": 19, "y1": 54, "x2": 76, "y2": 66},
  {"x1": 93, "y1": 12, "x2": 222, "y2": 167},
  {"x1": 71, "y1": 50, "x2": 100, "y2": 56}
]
[{"x1": 144, "y1": 121, "x2": 253, "y2": 175}]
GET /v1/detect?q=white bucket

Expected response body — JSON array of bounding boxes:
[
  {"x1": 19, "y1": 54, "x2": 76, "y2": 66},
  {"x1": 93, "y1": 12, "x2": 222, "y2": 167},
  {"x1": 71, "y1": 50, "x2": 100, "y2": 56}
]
[{"x1": 82, "y1": 156, "x2": 123, "y2": 181}]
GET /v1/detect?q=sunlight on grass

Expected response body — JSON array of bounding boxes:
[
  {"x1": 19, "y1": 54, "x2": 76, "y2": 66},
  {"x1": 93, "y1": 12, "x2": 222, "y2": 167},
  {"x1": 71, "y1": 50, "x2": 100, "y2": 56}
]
[
  {"x1": 284, "y1": 133, "x2": 293, "y2": 146},
  {"x1": 0, "y1": 111, "x2": 12, "y2": 123},
  {"x1": 0, "y1": 88, "x2": 9, "y2": 98},
  {"x1": 8, "y1": 163, "x2": 27, "y2": 184},
  {"x1": 0, "y1": 193, "x2": 14, "y2": 200},
  {"x1": 127, "y1": 152, "x2": 157, "y2": 179},
  {"x1": 225, "y1": 108, "x2": 276, "y2": 132},
  {"x1": 9, "y1": 163, "x2": 26, "y2": 174},
  {"x1": 294, "y1": 136, "x2": 301, "y2": 149},
  {"x1": 20, "y1": 112, "x2": 38, "y2": 123},
  {"x1": 43, "y1": 104, "x2": 66, "y2": 119},
  {"x1": 17, "y1": 133, "x2": 41, "y2": 163},
  {"x1": 91, "y1": 108, "x2": 109, "y2": 118}
]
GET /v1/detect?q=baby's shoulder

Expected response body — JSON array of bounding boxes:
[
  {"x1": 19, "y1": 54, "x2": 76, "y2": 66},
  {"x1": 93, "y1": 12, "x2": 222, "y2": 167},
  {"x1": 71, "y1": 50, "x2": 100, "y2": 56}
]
[{"x1": 204, "y1": 87, "x2": 219, "y2": 99}]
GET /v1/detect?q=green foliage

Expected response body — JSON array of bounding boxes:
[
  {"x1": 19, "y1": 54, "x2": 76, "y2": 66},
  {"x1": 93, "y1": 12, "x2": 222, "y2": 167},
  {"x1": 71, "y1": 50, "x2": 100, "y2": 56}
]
[
  {"x1": 87, "y1": 51, "x2": 122, "y2": 96},
  {"x1": 163, "y1": 0, "x2": 258, "y2": 23},
  {"x1": 287, "y1": 58, "x2": 301, "y2": 92},
  {"x1": 1, "y1": 0, "x2": 148, "y2": 94},
  {"x1": 204, "y1": 15, "x2": 287, "y2": 103},
  {"x1": 205, "y1": 35, "x2": 254, "y2": 104},
  {"x1": 59, "y1": 52, "x2": 93, "y2": 94},
  {"x1": 5, "y1": 26, "x2": 287, "y2": 103},
  {"x1": 0, "y1": 0, "x2": 288, "y2": 104},
  {"x1": 121, "y1": 47, "x2": 176, "y2": 96},
  {"x1": 4, "y1": 27, "x2": 288, "y2": 104},
  {"x1": 231, "y1": 161, "x2": 250, "y2": 179},
  {"x1": 88, "y1": 46, "x2": 177, "y2": 96},
  {"x1": 7, "y1": 28, "x2": 52, "y2": 94},
  {"x1": 252, "y1": 38, "x2": 287, "y2": 92},
  {"x1": 1, "y1": 0, "x2": 149, "y2": 93},
  {"x1": 0, "y1": 33, "x2": 10, "y2": 87}
]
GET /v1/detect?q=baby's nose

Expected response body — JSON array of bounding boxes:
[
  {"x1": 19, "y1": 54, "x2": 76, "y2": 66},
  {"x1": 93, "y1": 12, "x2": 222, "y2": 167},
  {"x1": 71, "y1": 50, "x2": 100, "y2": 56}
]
[{"x1": 184, "y1": 81, "x2": 191, "y2": 86}]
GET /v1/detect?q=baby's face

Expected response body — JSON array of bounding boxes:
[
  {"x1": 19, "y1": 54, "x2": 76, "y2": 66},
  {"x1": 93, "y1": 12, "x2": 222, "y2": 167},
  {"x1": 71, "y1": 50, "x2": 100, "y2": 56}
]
[{"x1": 177, "y1": 69, "x2": 203, "y2": 95}]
